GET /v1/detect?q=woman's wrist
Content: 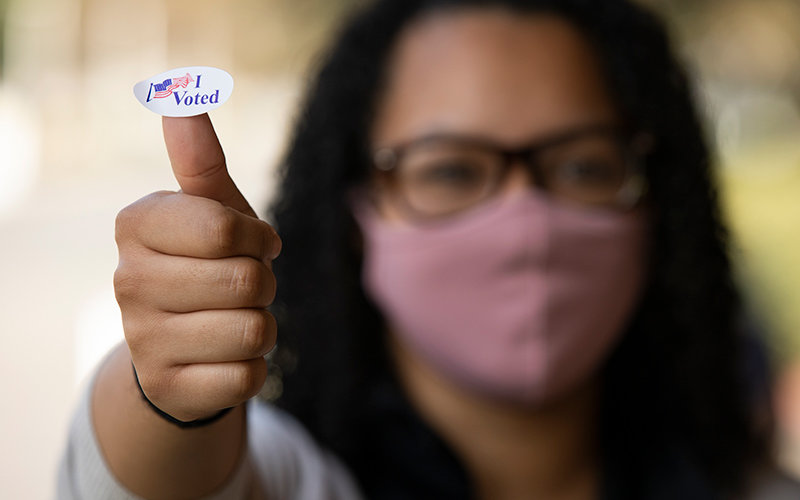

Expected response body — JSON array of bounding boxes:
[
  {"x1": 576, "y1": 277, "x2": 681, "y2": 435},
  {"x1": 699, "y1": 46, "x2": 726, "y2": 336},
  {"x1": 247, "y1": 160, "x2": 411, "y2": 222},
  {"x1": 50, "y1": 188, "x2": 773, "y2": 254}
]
[{"x1": 131, "y1": 362, "x2": 234, "y2": 429}]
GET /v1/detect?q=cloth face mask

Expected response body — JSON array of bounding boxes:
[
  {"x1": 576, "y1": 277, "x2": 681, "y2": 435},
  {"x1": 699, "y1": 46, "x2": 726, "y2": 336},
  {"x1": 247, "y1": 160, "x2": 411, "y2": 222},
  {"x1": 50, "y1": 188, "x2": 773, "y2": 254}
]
[{"x1": 350, "y1": 189, "x2": 649, "y2": 405}]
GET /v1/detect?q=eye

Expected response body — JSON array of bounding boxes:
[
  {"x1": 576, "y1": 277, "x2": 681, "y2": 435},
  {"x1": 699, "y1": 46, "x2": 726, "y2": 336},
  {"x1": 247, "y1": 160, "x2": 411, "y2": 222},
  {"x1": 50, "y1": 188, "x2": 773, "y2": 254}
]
[
  {"x1": 558, "y1": 160, "x2": 624, "y2": 185},
  {"x1": 416, "y1": 161, "x2": 486, "y2": 186}
]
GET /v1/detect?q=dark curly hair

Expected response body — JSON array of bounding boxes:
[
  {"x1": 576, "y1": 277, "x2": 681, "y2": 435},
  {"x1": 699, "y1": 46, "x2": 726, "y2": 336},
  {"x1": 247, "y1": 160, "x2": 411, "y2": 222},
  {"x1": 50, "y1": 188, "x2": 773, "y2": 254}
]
[{"x1": 267, "y1": 0, "x2": 773, "y2": 497}]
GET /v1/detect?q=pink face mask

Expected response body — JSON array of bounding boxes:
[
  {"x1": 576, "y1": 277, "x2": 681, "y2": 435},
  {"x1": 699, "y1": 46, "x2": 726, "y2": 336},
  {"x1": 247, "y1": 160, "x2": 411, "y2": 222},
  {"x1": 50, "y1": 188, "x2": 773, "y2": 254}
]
[{"x1": 350, "y1": 189, "x2": 649, "y2": 406}]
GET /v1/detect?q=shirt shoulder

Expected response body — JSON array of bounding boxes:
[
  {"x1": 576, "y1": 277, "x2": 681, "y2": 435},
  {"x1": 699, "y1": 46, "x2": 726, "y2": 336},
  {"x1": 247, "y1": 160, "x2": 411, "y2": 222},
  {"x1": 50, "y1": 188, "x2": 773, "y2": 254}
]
[{"x1": 56, "y1": 372, "x2": 362, "y2": 500}]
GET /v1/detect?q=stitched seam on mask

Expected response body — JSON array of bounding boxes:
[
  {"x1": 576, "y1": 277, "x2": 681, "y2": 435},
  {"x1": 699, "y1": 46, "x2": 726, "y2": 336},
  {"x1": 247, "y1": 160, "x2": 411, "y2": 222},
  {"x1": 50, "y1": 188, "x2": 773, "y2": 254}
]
[
  {"x1": 525, "y1": 193, "x2": 539, "y2": 401},
  {"x1": 542, "y1": 193, "x2": 551, "y2": 401},
  {"x1": 525, "y1": 193, "x2": 537, "y2": 402}
]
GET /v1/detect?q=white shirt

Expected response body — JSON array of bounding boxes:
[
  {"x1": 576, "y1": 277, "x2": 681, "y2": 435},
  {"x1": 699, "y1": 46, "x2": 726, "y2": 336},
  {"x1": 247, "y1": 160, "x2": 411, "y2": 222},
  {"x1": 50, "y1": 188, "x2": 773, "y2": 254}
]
[{"x1": 57, "y1": 378, "x2": 363, "y2": 500}]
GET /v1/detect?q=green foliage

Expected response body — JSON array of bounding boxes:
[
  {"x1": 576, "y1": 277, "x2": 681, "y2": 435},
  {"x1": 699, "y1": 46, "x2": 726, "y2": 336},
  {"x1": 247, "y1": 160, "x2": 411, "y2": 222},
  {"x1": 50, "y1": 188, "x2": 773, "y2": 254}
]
[{"x1": 720, "y1": 138, "x2": 800, "y2": 365}]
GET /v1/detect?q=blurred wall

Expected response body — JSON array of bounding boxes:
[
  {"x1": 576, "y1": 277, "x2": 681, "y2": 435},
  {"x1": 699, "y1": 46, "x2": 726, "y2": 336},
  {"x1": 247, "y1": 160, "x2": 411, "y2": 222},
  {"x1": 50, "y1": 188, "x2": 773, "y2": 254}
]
[{"x1": 0, "y1": 0, "x2": 799, "y2": 498}]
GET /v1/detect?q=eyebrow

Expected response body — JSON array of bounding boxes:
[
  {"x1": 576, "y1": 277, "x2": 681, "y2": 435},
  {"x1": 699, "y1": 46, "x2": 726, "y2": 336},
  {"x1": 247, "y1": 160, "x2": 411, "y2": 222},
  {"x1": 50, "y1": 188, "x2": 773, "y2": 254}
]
[{"x1": 377, "y1": 121, "x2": 626, "y2": 154}]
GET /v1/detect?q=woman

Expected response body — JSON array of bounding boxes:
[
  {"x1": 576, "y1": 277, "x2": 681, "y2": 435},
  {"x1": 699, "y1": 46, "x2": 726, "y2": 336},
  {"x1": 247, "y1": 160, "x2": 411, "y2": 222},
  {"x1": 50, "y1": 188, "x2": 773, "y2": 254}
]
[{"x1": 59, "y1": 0, "x2": 796, "y2": 498}]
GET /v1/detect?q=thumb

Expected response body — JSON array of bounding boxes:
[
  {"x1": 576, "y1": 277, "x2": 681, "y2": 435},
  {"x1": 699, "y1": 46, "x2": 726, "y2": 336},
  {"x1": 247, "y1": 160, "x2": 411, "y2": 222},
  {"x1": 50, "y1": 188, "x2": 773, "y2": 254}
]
[{"x1": 162, "y1": 113, "x2": 256, "y2": 217}]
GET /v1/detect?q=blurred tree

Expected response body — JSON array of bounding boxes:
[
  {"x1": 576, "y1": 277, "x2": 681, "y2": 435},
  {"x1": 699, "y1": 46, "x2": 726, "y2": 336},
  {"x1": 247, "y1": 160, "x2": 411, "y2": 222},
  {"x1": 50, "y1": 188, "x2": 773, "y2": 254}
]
[{"x1": 0, "y1": 0, "x2": 9, "y2": 79}]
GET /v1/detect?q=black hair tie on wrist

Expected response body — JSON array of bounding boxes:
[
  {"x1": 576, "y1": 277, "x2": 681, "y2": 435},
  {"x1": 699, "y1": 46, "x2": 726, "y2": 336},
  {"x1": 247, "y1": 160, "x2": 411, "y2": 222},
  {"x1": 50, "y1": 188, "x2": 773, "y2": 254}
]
[{"x1": 131, "y1": 362, "x2": 234, "y2": 429}]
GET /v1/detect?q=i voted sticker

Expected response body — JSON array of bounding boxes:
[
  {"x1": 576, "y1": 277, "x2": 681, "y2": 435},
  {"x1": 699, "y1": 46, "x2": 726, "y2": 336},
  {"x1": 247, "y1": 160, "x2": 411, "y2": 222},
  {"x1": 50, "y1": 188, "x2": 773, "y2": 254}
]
[{"x1": 133, "y1": 66, "x2": 233, "y2": 117}]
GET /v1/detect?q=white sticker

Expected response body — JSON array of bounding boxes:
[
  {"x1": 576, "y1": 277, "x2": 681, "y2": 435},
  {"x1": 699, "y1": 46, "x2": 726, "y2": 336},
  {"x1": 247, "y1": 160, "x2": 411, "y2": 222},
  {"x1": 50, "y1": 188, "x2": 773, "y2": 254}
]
[{"x1": 133, "y1": 66, "x2": 233, "y2": 117}]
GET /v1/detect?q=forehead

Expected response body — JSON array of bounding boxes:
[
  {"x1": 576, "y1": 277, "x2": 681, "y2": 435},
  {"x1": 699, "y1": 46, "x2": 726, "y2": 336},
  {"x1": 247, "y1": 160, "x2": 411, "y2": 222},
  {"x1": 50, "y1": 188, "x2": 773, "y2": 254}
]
[{"x1": 371, "y1": 7, "x2": 618, "y2": 147}]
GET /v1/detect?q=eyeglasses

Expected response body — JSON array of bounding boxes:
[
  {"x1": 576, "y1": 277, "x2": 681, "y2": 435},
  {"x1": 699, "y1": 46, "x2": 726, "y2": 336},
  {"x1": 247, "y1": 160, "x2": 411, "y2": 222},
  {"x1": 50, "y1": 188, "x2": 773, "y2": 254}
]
[{"x1": 371, "y1": 124, "x2": 651, "y2": 220}]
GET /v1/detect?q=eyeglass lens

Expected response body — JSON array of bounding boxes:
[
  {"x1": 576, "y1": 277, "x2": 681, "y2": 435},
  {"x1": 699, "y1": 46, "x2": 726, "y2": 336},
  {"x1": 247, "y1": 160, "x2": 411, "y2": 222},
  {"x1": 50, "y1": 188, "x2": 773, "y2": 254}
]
[{"x1": 387, "y1": 131, "x2": 635, "y2": 218}]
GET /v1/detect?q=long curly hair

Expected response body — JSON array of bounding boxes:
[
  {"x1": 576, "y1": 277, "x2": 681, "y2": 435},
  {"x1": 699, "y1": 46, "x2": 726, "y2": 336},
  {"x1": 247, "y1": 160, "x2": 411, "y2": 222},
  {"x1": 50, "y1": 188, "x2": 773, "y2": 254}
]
[{"x1": 268, "y1": 0, "x2": 773, "y2": 497}]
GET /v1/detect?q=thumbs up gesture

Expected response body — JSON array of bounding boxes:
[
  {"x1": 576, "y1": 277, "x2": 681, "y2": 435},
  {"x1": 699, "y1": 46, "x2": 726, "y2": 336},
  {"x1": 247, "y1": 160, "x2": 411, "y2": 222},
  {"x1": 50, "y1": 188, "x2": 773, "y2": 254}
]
[{"x1": 114, "y1": 114, "x2": 282, "y2": 422}]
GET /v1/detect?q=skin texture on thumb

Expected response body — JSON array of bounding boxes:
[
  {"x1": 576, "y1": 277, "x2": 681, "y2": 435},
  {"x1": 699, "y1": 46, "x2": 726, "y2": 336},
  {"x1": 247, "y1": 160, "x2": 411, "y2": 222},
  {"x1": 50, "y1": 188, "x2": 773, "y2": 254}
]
[{"x1": 162, "y1": 114, "x2": 256, "y2": 217}]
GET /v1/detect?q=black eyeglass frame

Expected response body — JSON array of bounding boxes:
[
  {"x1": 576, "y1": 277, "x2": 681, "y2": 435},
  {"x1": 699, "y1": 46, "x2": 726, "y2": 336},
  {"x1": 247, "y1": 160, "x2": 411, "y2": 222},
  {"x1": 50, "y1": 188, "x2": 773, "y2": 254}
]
[{"x1": 370, "y1": 123, "x2": 652, "y2": 216}]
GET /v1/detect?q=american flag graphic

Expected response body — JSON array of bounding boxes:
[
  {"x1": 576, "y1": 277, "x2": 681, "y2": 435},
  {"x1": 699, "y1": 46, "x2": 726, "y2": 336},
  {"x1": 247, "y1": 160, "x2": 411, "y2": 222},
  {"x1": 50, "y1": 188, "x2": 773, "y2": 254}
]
[{"x1": 151, "y1": 73, "x2": 195, "y2": 99}]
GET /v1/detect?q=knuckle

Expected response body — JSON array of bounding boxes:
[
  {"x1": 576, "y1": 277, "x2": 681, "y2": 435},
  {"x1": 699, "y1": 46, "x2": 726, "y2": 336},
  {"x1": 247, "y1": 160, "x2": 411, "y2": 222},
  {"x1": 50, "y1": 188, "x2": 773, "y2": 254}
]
[
  {"x1": 124, "y1": 327, "x2": 147, "y2": 354},
  {"x1": 113, "y1": 265, "x2": 142, "y2": 303},
  {"x1": 122, "y1": 313, "x2": 144, "y2": 343},
  {"x1": 263, "y1": 311, "x2": 278, "y2": 348},
  {"x1": 259, "y1": 222, "x2": 282, "y2": 260},
  {"x1": 229, "y1": 260, "x2": 265, "y2": 301},
  {"x1": 136, "y1": 366, "x2": 172, "y2": 404},
  {"x1": 228, "y1": 360, "x2": 266, "y2": 401},
  {"x1": 240, "y1": 311, "x2": 270, "y2": 356},
  {"x1": 122, "y1": 311, "x2": 162, "y2": 355},
  {"x1": 264, "y1": 267, "x2": 277, "y2": 305},
  {"x1": 208, "y1": 207, "x2": 239, "y2": 255},
  {"x1": 114, "y1": 206, "x2": 137, "y2": 244},
  {"x1": 114, "y1": 191, "x2": 171, "y2": 245},
  {"x1": 269, "y1": 228, "x2": 283, "y2": 259}
]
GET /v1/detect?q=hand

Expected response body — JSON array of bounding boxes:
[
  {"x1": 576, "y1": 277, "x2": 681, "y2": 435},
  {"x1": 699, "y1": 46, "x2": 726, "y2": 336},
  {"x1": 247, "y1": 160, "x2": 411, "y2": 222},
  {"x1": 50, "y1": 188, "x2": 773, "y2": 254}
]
[{"x1": 113, "y1": 114, "x2": 281, "y2": 422}]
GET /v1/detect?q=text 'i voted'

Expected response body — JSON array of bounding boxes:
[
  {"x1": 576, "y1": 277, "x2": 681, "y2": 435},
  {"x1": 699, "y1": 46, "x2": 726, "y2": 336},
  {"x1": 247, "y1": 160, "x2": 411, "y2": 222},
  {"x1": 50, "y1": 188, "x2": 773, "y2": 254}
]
[{"x1": 133, "y1": 66, "x2": 233, "y2": 117}]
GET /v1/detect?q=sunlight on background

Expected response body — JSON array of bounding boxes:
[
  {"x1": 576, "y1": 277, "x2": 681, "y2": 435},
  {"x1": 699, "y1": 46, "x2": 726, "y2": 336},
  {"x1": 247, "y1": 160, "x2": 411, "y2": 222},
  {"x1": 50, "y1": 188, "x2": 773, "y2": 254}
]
[
  {"x1": 675, "y1": 0, "x2": 800, "y2": 472},
  {"x1": 0, "y1": 86, "x2": 38, "y2": 217},
  {"x1": 0, "y1": 0, "x2": 798, "y2": 498}
]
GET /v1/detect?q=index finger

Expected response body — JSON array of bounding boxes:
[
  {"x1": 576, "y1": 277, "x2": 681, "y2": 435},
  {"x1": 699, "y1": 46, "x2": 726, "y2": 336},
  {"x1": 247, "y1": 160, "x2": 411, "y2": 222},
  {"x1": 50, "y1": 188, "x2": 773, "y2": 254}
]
[
  {"x1": 162, "y1": 113, "x2": 256, "y2": 217},
  {"x1": 120, "y1": 191, "x2": 281, "y2": 262}
]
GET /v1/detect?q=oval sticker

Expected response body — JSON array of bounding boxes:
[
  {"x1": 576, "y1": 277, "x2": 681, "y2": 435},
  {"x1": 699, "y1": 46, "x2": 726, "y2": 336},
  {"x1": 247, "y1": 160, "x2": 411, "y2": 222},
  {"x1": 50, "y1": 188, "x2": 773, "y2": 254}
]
[{"x1": 133, "y1": 66, "x2": 233, "y2": 117}]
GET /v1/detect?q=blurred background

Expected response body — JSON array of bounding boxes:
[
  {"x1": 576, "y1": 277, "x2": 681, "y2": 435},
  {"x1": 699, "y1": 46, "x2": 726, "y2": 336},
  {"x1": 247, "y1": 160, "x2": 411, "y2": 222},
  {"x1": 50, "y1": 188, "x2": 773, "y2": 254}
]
[{"x1": 0, "y1": 0, "x2": 798, "y2": 497}]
